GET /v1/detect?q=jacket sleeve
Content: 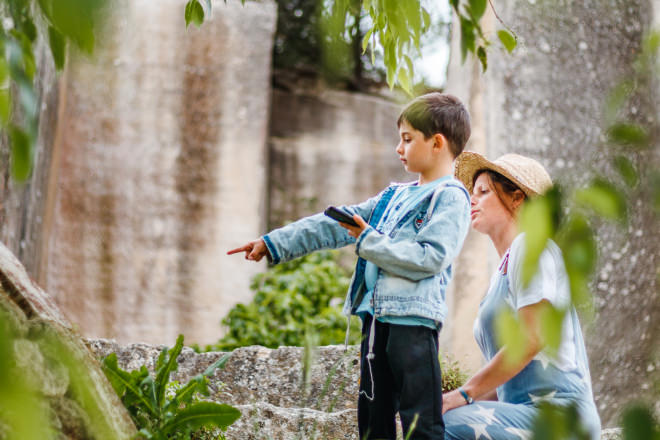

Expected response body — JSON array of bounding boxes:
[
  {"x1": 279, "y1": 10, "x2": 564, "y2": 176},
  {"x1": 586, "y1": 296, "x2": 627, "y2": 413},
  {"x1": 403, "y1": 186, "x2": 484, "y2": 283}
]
[
  {"x1": 262, "y1": 190, "x2": 383, "y2": 265},
  {"x1": 355, "y1": 186, "x2": 470, "y2": 281}
]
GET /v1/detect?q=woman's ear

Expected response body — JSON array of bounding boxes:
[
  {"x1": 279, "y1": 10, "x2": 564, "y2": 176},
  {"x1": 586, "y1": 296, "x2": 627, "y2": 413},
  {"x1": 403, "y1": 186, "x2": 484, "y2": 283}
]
[{"x1": 512, "y1": 190, "x2": 526, "y2": 211}]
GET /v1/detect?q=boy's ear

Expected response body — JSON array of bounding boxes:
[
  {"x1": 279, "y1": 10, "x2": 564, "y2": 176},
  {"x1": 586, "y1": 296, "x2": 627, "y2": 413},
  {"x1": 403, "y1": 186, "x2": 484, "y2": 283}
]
[{"x1": 433, "y1": 133, "x2": 448, "y2": 151}]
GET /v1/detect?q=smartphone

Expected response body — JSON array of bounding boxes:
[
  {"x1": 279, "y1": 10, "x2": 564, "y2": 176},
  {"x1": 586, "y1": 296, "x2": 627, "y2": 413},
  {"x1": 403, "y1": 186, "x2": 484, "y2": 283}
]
[{"x1": 324, "y1": 206, "x2": 359, "y2": 227}]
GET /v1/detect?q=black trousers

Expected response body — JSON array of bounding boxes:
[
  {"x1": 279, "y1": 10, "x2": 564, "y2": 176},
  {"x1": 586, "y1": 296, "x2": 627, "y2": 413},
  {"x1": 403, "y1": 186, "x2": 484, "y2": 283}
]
[{"x1": 358, "y1": 315, "x2": 445, "y2": 440}]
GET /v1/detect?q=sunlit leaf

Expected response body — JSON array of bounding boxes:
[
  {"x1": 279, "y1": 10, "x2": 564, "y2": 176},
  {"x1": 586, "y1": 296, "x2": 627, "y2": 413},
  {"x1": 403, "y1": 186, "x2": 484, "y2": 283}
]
[
  {"x1": 9, "y1": 125, "x2": 32, "y2": 181},
  {"x1": 469, "y1": 0, "x2": 488, "y2": 20},
  {"x1": 397, "y1": 67, "x2": 412, "y2": 96},
  {"x1": 539, "y1": 304, "x2": 565, "y2": 358},
  {"x1": 48, "y1": 26, "x2": 67, "y2": 71},
  {"x1": 613, "y1": 155, "x2": 638, "y2": 188},
  {"x1": 362, "y1": 27, "x2": 373, "y2": 52},
  {"x1": 185, "y1": 0, "x2": 205, "y2": 28},
  {"x1": 574, "y1": 178, "x2": 627, "y2": 221},
  {"x1": 519, "y1": 193, "x2": 557, "y2": 286},
  {"x1": 607, "y1": 122, "x2": 649, "y2": 148},
  {"x1": 494, "y1": 308, "x2": 527, "y2": 366},
  {"x1": 477, "y1": 45, "x2": 487, "y2": 71},
  {"x1": 498, "y1": 29, "x2": 517, "y2": 53}
]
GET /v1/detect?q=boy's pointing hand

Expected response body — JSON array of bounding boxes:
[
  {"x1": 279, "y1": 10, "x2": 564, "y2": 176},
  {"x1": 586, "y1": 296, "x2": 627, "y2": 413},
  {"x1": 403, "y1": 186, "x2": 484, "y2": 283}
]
[
  {"x1": 227, "y1": 238, "x2": 269, "y2": 261},
  {"x1": 339, "y1": 214, "x2": 368, "y2": 239}
]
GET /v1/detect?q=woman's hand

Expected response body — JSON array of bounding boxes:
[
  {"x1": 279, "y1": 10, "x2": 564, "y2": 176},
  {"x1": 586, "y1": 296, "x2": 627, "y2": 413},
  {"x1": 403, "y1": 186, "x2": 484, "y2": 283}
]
[
  {"x1": 339, "y1": 214, "x2": 368, "y2": 238},
  {"x1": 442, "y1": 389, "x2": 468, "y2": 414}
]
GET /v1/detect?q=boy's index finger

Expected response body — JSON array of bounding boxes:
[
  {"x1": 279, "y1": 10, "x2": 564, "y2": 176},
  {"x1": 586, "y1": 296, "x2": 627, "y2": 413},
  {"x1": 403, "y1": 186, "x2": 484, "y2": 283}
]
[{"x1": 227, "y1": 244, "x2": 251, "y2": 255}]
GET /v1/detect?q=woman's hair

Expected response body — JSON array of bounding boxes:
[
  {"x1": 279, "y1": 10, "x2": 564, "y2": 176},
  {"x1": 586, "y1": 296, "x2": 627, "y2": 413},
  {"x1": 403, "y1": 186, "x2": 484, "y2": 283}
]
[{"x1": 473, "y1": 170, "x2": 526, "y2": 214}]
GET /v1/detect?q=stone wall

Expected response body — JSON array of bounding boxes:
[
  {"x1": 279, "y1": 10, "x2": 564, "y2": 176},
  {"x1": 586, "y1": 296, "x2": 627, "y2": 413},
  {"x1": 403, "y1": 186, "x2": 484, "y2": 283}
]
[
  {"x1": 34, "y1": 0, "x2": 277, "y2": 346},
  {"x1": 446, "y1": 0, "x2": 660, "y2": 427},
  {"x1": 268, "y1": 88, "x2": 409, "y2": 229}
]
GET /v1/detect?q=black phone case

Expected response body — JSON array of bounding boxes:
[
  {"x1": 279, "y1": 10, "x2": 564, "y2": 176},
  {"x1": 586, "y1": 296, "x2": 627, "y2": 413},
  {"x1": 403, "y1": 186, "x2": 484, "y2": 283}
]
[{"x1": 324, "y1": 206, "x2": 359, "y2": 227}]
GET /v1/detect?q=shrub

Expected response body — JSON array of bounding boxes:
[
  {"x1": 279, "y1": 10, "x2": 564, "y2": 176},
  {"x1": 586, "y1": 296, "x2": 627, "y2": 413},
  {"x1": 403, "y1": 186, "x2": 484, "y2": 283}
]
[{"x1": 206, "y1": 250, "x2": 362, "y2": 351}]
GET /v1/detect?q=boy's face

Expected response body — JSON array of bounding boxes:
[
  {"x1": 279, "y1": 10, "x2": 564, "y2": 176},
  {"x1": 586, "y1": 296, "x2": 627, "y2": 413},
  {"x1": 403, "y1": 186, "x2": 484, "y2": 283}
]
[{"x1": 396, "y1": 120, "x2": 435, "y2": 175}]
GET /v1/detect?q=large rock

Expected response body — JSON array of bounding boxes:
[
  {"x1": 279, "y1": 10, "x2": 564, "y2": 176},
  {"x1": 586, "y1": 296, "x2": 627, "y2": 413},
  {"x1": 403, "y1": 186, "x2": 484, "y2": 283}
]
[
  {"x1": 0, "y1": 241, "x2": 136, "y2": 439},
  {"x1": 88, "y1": 338, "x2": 627, "y2": 439},
  {"x1": 446, "y1": 0, "x2": 660, "y2": 428},
  {"x1": 35, "y1": 0, "x2": 277, "y2": 346}
]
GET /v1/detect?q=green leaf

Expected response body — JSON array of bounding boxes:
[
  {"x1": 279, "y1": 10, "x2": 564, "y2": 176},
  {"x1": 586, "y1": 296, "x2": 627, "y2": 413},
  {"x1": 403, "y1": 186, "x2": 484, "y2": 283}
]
[
  {"x1": 519, "y1": 195, "x2": 555, "y2": 286},
  {"x1": 48, "y1": 26, "x2": 67, "y2": 71},
  {"x1": 203, "y1": 353, "x2": 232, "y2": 376},
  {"x1": 604, "y1": 80, "x2": 633, "y2": 125},
  {"x1": 613, "y1": 155, "x2": 638, "y2": 187},
  {"x1": 0, "y1": 58, "x2": 8, "y2": 87},
  {"x1": 161, "y1": 402, "x2": 241, "y2": 434},
  {"x1": 155, "y1": 334, "x2": 184, "y2": 408},
  {"x1": 557, "y1": 215, "x2": 597, "y2": 311},
  {"x1": 498, "y1": 29, "x2": 517, "y2": 53},
  {"x1": 422, "y1": 9, "x2": 431, "y2": 31},
  {"x1": 0, "y1": 89, "x2": 10, "y2": 126},
  {"x1": 361, "y1": 27, "x2": 374, "y2": 53},
  {"x1": 622, "y1": 405, "x2": 660, "y2": 440},
  {"x1": 45, "y1": 0, "x2": 103, "y2": 54},
  {"x1": 469, "y1": 0, "x2": 488, "y2": 20},
  {"x1": 102, "y1": 353, "x2": 158, "y2": 417},
  {"x1": 459, "y1": 16, "x2": 475, "y2": 61},
  {"x1": 397, "y1": 68, "x2": 412, "y2": 96},
  {"x1": 9, "y1": 125, "x2": 32, "y2": 181},
  {"x1": 574, "y1": 179, "x2": 627, "y2": 221},
  {"x1": 539, "y1": 305, "x2": 565, "y2": 358},
  {"x1": 494, "y1": 308, "x2": 526, "y2": 366},
  {"x1": 607, "y1": 122, "x2": 649, "y2": 148},
  {"x1": 477, "y1": 45, "x2": 487, "y2": 71},
  {"x1": 185, "y1": 0, "x2": 205, "y2": 28}
]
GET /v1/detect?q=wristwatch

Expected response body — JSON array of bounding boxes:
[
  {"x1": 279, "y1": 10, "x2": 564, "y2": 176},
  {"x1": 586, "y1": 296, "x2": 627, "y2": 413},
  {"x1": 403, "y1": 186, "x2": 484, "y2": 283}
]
[{"x1": 458, "y1": 387, "x2": 474, "y2": 405}]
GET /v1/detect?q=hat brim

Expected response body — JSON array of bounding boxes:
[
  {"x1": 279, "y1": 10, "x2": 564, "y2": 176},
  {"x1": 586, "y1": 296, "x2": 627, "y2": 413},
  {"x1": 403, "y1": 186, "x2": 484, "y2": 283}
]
[{"x1": 454, "y1": 152, "x2": 540, "y2": 198}]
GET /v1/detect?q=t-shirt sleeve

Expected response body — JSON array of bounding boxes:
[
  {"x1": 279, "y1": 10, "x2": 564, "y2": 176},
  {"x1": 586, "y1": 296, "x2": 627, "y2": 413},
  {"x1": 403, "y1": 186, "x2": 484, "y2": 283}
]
[{"x1": 508, "y1": 235, "x2": 570, "y2": 310}]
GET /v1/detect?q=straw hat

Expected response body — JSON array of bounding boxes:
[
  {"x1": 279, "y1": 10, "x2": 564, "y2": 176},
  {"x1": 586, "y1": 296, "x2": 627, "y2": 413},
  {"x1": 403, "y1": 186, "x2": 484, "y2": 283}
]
[{"x1": 454, "y1": 152, "x2": 553, "y2": 198}]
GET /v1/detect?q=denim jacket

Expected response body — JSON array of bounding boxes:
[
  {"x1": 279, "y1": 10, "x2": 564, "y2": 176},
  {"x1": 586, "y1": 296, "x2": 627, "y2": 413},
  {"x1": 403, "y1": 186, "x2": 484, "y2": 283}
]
[{"x1": 262, "y1": 178, "x2": 470, "y2": 324}]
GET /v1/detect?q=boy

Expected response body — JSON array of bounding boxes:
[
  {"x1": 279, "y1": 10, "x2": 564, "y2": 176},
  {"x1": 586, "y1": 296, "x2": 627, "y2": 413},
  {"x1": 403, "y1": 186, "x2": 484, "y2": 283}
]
[{"x1": 228, "y1": 93, "x2": 471, "y2": 439}]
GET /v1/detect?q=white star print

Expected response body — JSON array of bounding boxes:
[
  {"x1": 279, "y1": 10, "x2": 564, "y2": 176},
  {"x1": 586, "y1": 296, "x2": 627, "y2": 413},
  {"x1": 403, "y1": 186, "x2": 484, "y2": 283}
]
[
  {"x1": 536, "y1": 353, "x2": 552, "y2": 369},
  {"x1": 529, "y1": 390, "x2": 557, "y2": 403},
  {"x1": 504, "y1": 427, "x2": 533, "y2": 440},
  {"x1": 468, "y1": 423, "x2": 493, "y2": 440},
  {"x1": 473, "y1": 405, "x2": 499, "y2": 425}
]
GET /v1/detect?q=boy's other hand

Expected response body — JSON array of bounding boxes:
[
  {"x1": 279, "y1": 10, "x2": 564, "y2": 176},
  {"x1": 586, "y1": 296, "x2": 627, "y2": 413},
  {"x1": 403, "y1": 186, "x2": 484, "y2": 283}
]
[
  {"x1": 227, "y1": 238, "x2": 269, "y2": 261},
  {"x1": 339, "y1": 214, "x2": 368, "y2": 238}
]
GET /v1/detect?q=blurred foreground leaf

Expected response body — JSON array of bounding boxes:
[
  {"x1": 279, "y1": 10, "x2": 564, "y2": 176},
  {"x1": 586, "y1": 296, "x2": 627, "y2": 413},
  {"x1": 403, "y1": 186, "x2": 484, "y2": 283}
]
[
  {"x1": 622, "y1": 405, "x2": 660, "y2": 440},
  {"x1": 494, "y1": 308, "x2": 526, "y2": 366},
  {"x1": 519, "y1": 188, "x2": 561, "y2": 286},
  {"x1": 607, "y1": 122, "x2": 649, "y2": 148},
  {"x1": 574, "y1": 178, "x2": 627, "y2": 222}
]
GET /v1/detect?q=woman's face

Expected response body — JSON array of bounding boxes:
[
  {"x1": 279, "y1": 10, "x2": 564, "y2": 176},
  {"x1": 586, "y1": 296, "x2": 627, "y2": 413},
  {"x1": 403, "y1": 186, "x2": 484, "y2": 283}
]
[{"x1": 470, "y1": 173, "x2": 516, "y2": 235}]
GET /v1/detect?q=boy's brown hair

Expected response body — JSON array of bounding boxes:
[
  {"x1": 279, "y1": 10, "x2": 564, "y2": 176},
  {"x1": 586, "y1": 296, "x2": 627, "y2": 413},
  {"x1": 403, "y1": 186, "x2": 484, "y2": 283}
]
[{"x1": 397, "y1": 93, "x2": 471, "y2": 158}]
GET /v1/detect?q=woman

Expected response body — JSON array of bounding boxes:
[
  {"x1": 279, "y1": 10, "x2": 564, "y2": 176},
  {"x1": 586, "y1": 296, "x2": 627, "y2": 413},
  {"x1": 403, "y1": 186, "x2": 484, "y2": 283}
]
[{"x1": 443, "y1": 152, "x2": 601, "y2": 439}]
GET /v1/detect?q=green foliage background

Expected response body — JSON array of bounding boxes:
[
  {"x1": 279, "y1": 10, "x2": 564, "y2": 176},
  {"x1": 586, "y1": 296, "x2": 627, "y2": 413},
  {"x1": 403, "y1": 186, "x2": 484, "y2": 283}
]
[{"x1": 207, "y1": 250, "x2": 362, "y2": 351}]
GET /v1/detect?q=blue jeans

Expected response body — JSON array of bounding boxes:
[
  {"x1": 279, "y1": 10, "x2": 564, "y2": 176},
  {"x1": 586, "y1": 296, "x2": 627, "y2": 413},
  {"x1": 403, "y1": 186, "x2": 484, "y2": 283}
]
[{"x1": 358, "y1": 316, "x2": 444, "y2": 439}]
